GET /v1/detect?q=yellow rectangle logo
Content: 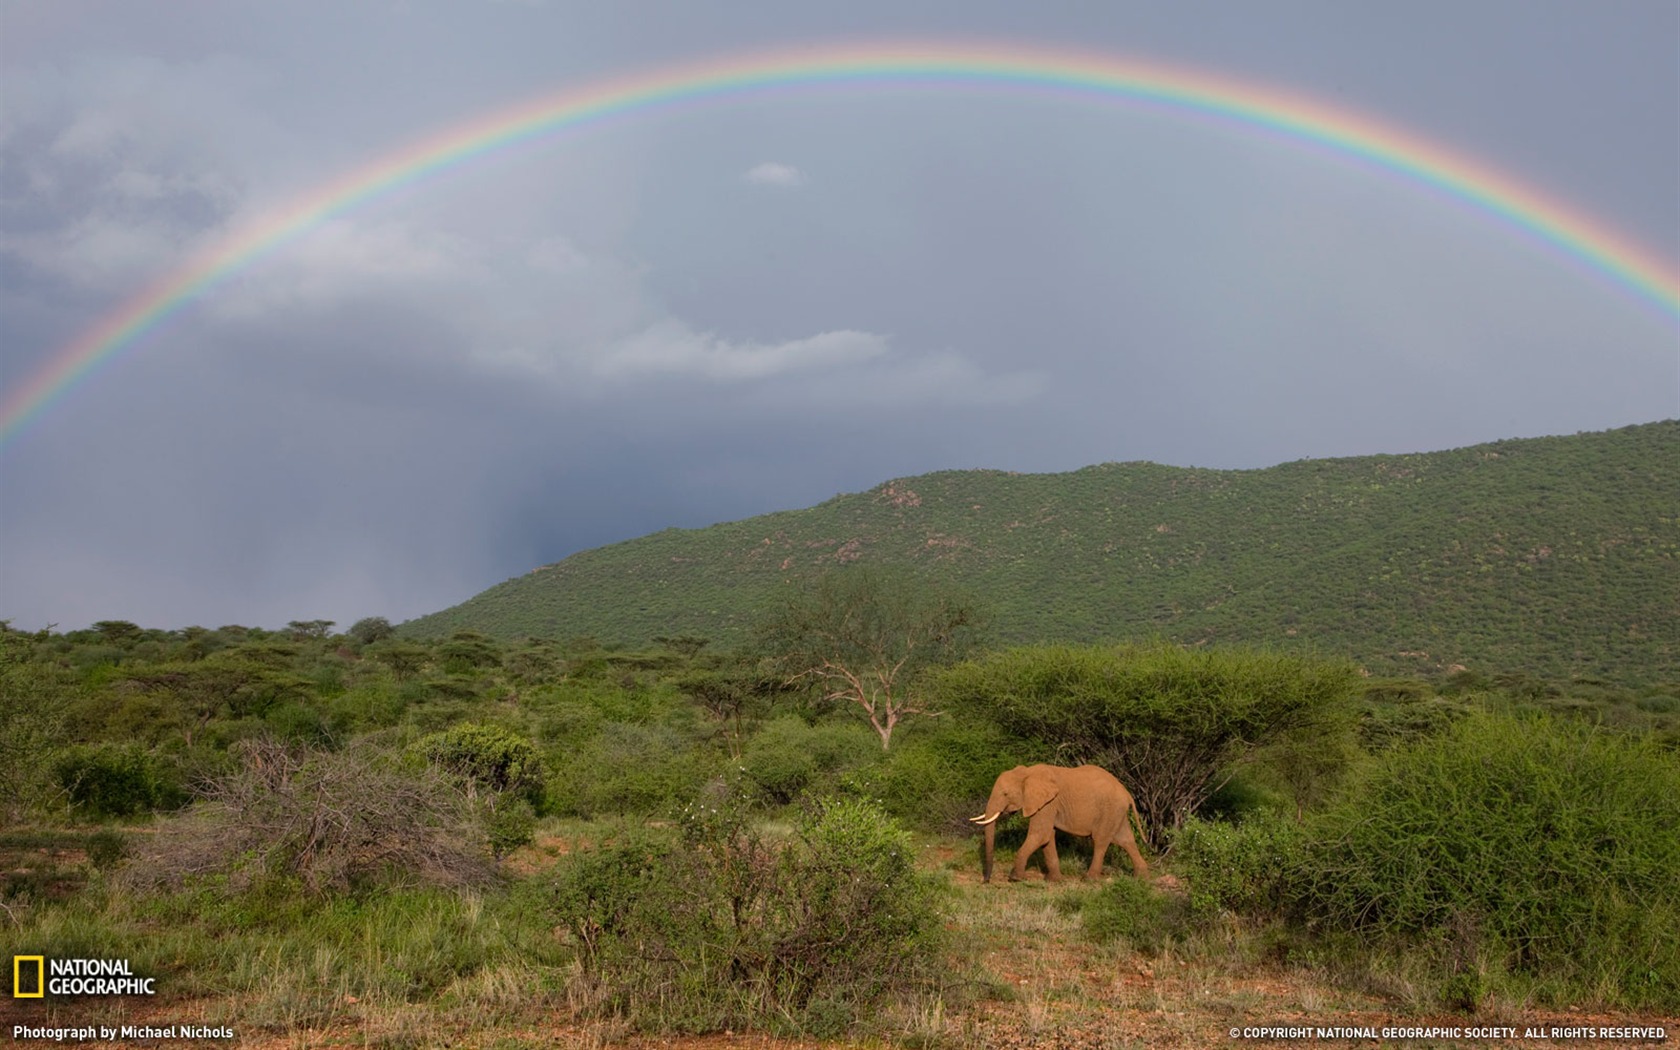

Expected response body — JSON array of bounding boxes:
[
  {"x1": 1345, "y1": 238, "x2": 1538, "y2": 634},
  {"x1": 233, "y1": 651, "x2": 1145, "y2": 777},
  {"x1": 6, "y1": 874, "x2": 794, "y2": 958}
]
[{"x1": 14, "y1": 955, "x2": 45, "y2": 997}]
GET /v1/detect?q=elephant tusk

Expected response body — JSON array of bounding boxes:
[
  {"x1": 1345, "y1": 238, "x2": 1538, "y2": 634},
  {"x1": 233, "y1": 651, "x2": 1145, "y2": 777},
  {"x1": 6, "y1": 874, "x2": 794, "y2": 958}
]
[{"x1": 969, "y1": 813, "x2": 1000, "y2": 825}]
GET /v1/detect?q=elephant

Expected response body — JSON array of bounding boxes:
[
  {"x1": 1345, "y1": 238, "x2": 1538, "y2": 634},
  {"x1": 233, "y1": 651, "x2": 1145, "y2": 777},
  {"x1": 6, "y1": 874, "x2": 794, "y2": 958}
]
[{"x1": 969, "y1": 764, "x2": 1149, "y2": 883}]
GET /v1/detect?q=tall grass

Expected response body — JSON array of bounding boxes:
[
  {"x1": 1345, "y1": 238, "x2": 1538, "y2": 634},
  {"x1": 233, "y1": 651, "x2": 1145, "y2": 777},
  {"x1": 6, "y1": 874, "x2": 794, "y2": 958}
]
[{"x1": 0, "y1": 881, "x2": 560, "y2": 1028}]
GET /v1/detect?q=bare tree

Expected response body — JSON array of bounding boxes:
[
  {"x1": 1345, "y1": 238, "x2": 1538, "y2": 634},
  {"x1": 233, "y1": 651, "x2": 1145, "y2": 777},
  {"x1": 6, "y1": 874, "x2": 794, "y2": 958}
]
[{"x1": 757, "y1": 570, "x2": 982, "y2": 749}]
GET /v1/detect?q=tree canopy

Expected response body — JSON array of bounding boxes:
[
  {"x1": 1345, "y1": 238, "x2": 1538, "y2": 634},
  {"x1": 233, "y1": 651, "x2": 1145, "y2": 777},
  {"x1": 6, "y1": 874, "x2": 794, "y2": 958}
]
[{"x1": 932, "y1": 642, "x2": 1361, "y2": 847}]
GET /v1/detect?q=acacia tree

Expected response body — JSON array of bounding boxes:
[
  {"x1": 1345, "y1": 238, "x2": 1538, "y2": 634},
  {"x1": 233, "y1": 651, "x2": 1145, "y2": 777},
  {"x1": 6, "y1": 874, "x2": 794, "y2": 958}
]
[
  {"x1": 347, "y1": 616, "x2": 394, "y2": 645},
  {"x1": 676, "y1": 660, "x2": 793, "y2": 758},
  {"x1": 933, "y1": 642, "x2": 1360, "y2": 849},
  {"x1": 757, "y1": 570, "x2": 982, "y2": 749}
]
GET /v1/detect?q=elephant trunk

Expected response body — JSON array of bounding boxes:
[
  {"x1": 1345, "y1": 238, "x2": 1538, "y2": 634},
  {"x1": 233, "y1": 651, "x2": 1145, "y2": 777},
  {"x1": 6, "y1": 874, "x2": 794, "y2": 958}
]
[{"x1": 972, "y1": 784, "x2": 1011, "y2": 884}]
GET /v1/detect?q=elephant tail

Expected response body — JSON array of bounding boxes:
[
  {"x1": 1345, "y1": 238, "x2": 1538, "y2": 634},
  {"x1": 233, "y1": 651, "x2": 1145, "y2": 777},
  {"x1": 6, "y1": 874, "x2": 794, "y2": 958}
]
[{"x1": 1127, "y1": 796, "x2": 1147, "y2": 843}]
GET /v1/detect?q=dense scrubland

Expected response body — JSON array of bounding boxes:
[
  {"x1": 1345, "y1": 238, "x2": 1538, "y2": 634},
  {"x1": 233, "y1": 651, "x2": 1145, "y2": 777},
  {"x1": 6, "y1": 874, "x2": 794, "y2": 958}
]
[{"x1": 2, "y1": 608, "x2": 1677, "y2": 1045}]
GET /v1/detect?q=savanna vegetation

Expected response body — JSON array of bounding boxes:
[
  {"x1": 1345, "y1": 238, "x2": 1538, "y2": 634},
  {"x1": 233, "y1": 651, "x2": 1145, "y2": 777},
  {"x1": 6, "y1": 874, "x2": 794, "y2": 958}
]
[
  {"x1": 404, "y1": 421, "x2": 1679, "y2": 682},
  {"x1": 3, "y1": 576, "x2": 1677, "y2": 1045}
]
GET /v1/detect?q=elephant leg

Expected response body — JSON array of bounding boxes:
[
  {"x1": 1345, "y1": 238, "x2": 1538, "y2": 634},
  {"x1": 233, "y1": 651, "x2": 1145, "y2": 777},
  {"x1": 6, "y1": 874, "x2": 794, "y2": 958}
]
[
  {"x1": 1086, "y1": 836, "x2": 1110, "y2": 879},
  {"x1": 1011, "y1": 823, "x2": 1058, "y2": 882},
  {"x1": 1115, "y1": 825, "x2": 1150, "y2": 878},
  {"x1": 1043, "y1": 831, "x2": 1063, "y2": 882}
]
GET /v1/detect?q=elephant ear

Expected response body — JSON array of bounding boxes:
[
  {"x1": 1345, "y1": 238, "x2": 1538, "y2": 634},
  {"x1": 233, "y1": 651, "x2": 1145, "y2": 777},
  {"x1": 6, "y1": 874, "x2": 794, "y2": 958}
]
[{"x1": 1022, "y1": 774, "x2": 1059, "y2": 819}]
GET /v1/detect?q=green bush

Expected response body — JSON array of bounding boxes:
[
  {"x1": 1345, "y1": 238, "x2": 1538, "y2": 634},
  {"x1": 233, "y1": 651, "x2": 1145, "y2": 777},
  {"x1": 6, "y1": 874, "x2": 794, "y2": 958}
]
[
  {"x1": 737, "y1": 716, "x2": 878, "y2": 806},
  {"x1": 485, "y1": 799, "x2": 536, "y2": 860},
  {"x1": 438, "y1": 634, "x2": 501, "y2": 674},
  {"x1": 870, "y1": 720, "x2": 1023, "y2": 830},
  {"x1": 547, "y1": 723, "x2": 713, "y2": 818},
  {"x1": 265, "y1": 701, "x2": 334, "y2": 746},
  {"x1": 53, "y1": 744, "x2": 186, "y2": 817},
  {"x1": 1195, "y1": 774, "x2": 1282, "y2": 823},
  {"x1": 737, "y1": 716, "x2": 818, "y2": 804},
  {"x1": 1635, "y1": 693, "x2": 1679, "y2": 715},
  {"x1": 1172, "y1": 811, "x2": 1307, "y2": 920},
  {"x1": 347, "y1": 616, "x2": 395, "y2": 645},
  {"x1": 418, "y1": 723, "x2": 545, "y2": 806},
  {"x1": 326, "y1": 683, "x2": 406, "y2": 734},
  {"x1": 543, "y1": 796, "x2": 944, "y2": 1034},
  {"x1": 1083, "y1": 872, "x2": 1190, "y2": 954},
  {"x1": 1298, "y1": 712, "x2": 1680, "y2": 1009},
  {"x1": 789, "y1": 797, "x2": 943, "y2": 990}
]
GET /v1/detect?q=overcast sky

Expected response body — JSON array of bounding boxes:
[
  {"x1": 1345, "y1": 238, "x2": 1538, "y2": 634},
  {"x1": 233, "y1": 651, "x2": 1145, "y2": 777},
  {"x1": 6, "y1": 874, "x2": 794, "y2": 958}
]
[{"x1": 2, "y1": 1, "x2": 1675, "y2": 632}]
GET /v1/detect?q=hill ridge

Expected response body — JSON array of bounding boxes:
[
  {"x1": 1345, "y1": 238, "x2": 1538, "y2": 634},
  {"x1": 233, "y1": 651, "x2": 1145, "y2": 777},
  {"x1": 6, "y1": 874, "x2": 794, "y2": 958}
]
[{"x1": 403, "y1": 421, "x2": 1679, "y2": 680}]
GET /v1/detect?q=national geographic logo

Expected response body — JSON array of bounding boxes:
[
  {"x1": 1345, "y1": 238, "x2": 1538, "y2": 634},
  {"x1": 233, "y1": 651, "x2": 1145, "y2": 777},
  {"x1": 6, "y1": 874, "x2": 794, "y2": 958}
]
[{"x1": 12, "y1": 956, "x2": 156, "y2": 997}]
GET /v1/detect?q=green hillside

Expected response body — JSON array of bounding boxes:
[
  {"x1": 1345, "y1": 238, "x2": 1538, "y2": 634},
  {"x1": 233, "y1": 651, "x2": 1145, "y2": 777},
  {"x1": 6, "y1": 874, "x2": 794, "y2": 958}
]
[{"x1": 403, "y1": 421, "x2": 1680, "y2": 679}]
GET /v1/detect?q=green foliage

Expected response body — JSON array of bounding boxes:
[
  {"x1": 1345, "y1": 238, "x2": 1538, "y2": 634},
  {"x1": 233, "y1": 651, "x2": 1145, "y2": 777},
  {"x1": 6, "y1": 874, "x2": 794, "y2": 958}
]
[
  {"x1": 347, "y1": 616, "x2": 395, "y2": 645},
  {"x1": 1172, "y1": 811, "x2": 1308, "y2": 920},
  {"x1": 1297, "y1": 712, "x2": 1680, "y2": 1009},
  {"x1": 438, "y1": 632, "x2": 502, "y2": 674},
  {"x1": 737, "y1": 716, "x2": 879, "y2": 806},
  {"x1": 869, "y1": 719, "x2": 1026, "y2": 829},
  {"x1": 542, "y1": 795, "x2": 944, "y2": 1033},
  {"x1": 111, "y1": 652, "x2": 314, "y2": 736},
  {"x1": 484, "y1": 799, "x2": 536, "y2": 860},
  {"x1": 1194, "y1": 773, "x2": 1283, "y2": 823},
  {"x1": 265, "y1": 700, "x2": 334, "y2": 746},
  {"x1": 53, "y1": 743, "x2": 186, "y2": 818},
  {"x1": 1082, "y1": 871, "x2": 1192, "y2": 953},
  {"x1": 546, "y1": 722, "x2": 713, "y2": 818},
  {"x1": 92, "y1": 620, "x2": 144, "y2": 644},
  {"x1": 0, "y1": 628, "x2": 73, "y2": 820},
  {"x1": 367, "y1": 640, "x2": 430, "y2": 680},
  {"x1": 788, "y1": 796, "x2": 944, "y2": 991},
  {"x1": 503, "y1": 641, "x2": 563, "y2": 686},
  {"x1": 1358, "y1": 690, "x2": 1478, "y2": 751},
  {"x1": 286, "y1": 619, "x2": 336, "y2": 640},
  {"x1": 11, "y1": 589, "x2": 1675, "y2": 1027},
  {"x1": 399, "y1": 423, "x2": 1680, "y2": 683},
  {"x1": 0, "y1": 883, "x2": 550, "y2": 1021},
  {"x1": 934, "y1": 642, "x2": 1359, "y2": 847},
  {"x1": 326, "y1": 683, "x2": 406, "y2": 734},
  {"x1": 675, "y1": 663, "x2": 779, "y2": 756},
  {"x1": 418, "y1": 722, "x2": 545, "y2": 806}
]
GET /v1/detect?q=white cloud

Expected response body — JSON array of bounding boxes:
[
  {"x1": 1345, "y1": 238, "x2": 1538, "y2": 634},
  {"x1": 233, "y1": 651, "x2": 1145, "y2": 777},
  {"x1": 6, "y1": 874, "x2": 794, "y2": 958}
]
[
  {"x1": 743, "y1": 162, "x2": 804, "y2": 187},
  {"x1": 526, "y1": 236, "x2": 592, "y2": 275},
  {"x1": 208, "y1": 218, "x2": 489, "y2": 320},
  {"x1": 850, "y1": 351, "x2": 1048, "y2": 407},
  {"x1": 4, "y1": 213, "x2": 199, "y2": 289},
  {"x1": 582, "y1": 321, "x2": 1047, "y2": 408},
  {"x1": 593, "y1": 322, "x2": 885, "y2": 381}
]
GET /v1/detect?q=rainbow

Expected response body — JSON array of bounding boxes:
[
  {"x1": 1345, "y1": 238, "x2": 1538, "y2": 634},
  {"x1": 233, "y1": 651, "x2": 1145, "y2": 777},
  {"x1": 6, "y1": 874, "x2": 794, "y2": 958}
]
[{"x1": 4, "y1": 41, "x2": 1676, "y2": 446}]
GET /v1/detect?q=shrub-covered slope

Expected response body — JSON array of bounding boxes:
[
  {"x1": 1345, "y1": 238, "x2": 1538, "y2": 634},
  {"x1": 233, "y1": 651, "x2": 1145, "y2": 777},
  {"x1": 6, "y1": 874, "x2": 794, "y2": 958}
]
[{"x1": 403, "y1": 421, "x2": 1679, "y2": 679}]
